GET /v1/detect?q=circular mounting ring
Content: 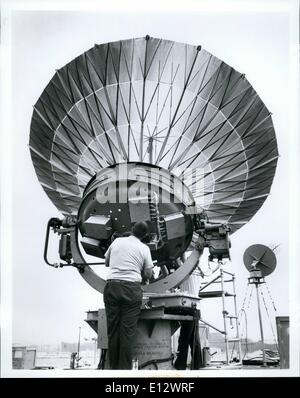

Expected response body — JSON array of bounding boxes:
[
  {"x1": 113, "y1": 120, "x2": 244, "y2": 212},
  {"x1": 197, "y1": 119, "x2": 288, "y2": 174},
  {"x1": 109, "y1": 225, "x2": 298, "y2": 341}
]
[{"x1": 70, "y1": 227, "x2": 201, "y2": 294}]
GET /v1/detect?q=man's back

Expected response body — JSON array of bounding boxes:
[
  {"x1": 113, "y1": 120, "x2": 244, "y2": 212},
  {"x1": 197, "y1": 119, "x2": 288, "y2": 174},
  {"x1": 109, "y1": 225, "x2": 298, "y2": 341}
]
[
  {"x1": 104, "y1": 222, "x2": 153, "y2": 369},
  {"x1": 106, "y1": 235, "x2": 153, "y2": 282}
]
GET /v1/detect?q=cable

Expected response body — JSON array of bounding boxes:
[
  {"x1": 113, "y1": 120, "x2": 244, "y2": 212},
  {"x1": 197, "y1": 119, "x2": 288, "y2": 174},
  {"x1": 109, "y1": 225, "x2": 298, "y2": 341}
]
[
  {"x1": 241, "y1": 283, "x2": 250, "y2": 312},
  {"x1": 238, "y1": 308, "x2": 248, "y2": 360},
  {"x1": 238, "y1": 282, "x2": 250, "y2": 361},
  {"x1": 264, "y1": 281, "x2": 277, "y2": 312},
  {"x1": 260, "y1": 289, "x2": 279, "y2": 351},
  {"x1": 246, "y1": 284, "x2": 254, "y2": 311},
  {"x1": 139, "y1": 354, "x2": 174, "y2": 370}
]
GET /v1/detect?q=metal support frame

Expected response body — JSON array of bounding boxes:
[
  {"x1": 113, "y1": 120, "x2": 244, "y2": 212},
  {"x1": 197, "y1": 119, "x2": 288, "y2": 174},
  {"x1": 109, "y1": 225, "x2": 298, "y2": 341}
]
[
  {"x1": 69, "y1": 227, "x2": 204, "y2": 294},
  {"x1": 220, "y1": 268, "x2": 229, "y2": 363},
  {"x1": 199, "y1": 267, "x2": 242, "y2": 365}
]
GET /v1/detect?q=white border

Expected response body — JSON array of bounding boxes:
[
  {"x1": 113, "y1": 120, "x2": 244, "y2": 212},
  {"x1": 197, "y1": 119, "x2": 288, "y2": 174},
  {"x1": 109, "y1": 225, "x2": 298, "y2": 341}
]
[{"x1": 1, "y1": 0, "x2": 299, "y2": 378}]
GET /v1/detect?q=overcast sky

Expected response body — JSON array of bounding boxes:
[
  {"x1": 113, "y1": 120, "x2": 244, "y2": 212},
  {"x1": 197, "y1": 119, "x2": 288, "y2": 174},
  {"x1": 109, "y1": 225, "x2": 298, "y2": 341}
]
[{"x1": 7, "y1": 1, "x2": 297, "y2": 346}]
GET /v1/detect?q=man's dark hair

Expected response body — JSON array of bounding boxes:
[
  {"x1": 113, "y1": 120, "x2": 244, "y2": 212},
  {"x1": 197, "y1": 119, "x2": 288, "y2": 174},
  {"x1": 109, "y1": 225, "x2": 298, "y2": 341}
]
[{"x1": 132, "y1": 222, "x2": 149, "y2": 240}]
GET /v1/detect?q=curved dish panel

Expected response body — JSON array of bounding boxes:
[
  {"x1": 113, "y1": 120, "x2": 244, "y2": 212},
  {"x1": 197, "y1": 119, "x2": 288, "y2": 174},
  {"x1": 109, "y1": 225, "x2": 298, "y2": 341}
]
[{"x1": 29, "y1": 37, "x2": 278, "y2": 232}]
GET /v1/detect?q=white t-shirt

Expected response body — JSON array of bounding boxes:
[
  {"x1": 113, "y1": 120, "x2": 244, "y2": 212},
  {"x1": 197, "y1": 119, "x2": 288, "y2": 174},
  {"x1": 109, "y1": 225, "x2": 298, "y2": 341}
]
[
  {"x1": 105, "y1": 235, "x2": 154, "y2": 283},
  {"x1": 180, "y1": 269, "x2": 203, "y2": 296}
]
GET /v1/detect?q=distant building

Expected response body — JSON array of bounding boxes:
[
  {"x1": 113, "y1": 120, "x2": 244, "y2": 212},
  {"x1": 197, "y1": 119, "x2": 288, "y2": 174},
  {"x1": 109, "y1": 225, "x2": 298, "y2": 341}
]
[
  {"x1": 61, "y1": 341, "x2": 95, "y2": 352},
  {"x1": 209, "y1": 332, "x2": 277, "y2": 353},
  {"x1": 12, "y1": 346, "x2": 36, "y2": 369}
]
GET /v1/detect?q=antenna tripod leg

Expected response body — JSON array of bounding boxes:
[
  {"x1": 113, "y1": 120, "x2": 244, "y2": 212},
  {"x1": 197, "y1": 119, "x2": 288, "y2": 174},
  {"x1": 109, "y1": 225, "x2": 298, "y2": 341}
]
[{"x1": 255, "y1": 283, "x2": 266, "y2": 367}]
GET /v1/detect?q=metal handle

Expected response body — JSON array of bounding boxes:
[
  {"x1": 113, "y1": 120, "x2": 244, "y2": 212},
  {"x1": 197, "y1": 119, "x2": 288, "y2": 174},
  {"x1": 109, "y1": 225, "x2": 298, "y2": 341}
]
[{"x1": 43, "y1": 218, "x2": 62, "y2": 267}]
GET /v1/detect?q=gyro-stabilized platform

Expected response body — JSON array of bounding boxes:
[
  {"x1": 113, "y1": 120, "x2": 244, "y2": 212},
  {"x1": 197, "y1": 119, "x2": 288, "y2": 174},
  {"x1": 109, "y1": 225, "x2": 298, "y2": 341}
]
[{"x1": 142, "y1": 292, "x2": 201, "y2": 314}]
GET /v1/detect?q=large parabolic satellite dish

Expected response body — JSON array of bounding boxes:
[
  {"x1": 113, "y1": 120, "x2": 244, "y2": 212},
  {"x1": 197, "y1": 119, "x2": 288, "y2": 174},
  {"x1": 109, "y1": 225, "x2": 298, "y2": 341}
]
[{"x1": 29, "y1": 37, "x2": 278, "y2": 233}]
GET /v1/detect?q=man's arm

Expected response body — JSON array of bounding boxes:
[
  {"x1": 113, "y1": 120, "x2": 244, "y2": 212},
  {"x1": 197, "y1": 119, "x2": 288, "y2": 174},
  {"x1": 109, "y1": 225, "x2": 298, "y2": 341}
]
[
  {"x1": 143, "y1": 267, "x2": 153, "y2": 280},
  {"x1": 104, "y1": 245, "x2": 111, "y2": 267},
  {"x1": 142, "y1": 247, "x2": 154, "y2": 280}
]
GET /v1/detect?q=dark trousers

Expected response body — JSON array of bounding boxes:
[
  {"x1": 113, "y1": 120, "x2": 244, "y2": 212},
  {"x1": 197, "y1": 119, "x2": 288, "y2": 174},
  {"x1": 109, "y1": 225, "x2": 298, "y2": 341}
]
[
  {"x1": 174, "y1": 314, "x2": 202, "y2": 370},
  {"x1": 103, "y1": 280, "x2": 142, "y2": 370}
]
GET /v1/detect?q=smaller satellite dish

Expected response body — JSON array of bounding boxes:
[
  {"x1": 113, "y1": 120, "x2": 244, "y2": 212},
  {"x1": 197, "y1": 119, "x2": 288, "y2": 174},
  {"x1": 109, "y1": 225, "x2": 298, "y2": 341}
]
[{"x1": 243, "y1": 244, "x2": 276, "y2": 277}]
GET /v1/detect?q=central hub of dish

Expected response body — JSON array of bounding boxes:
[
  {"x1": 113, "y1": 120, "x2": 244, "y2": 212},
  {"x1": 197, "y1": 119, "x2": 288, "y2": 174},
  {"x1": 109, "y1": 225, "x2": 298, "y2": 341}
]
[{"x1": 78, "y1": 162, "x2": 196, "y2": 267}]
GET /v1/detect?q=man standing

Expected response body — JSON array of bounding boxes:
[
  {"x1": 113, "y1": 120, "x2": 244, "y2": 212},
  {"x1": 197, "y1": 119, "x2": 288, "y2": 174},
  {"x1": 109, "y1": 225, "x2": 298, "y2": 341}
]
[
  {"x1": 174, "y1": 246, "x2": 205, "y2": 370},
  {"x1": 103, "y1": 221, "x2": 153, "y2": 370}
]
